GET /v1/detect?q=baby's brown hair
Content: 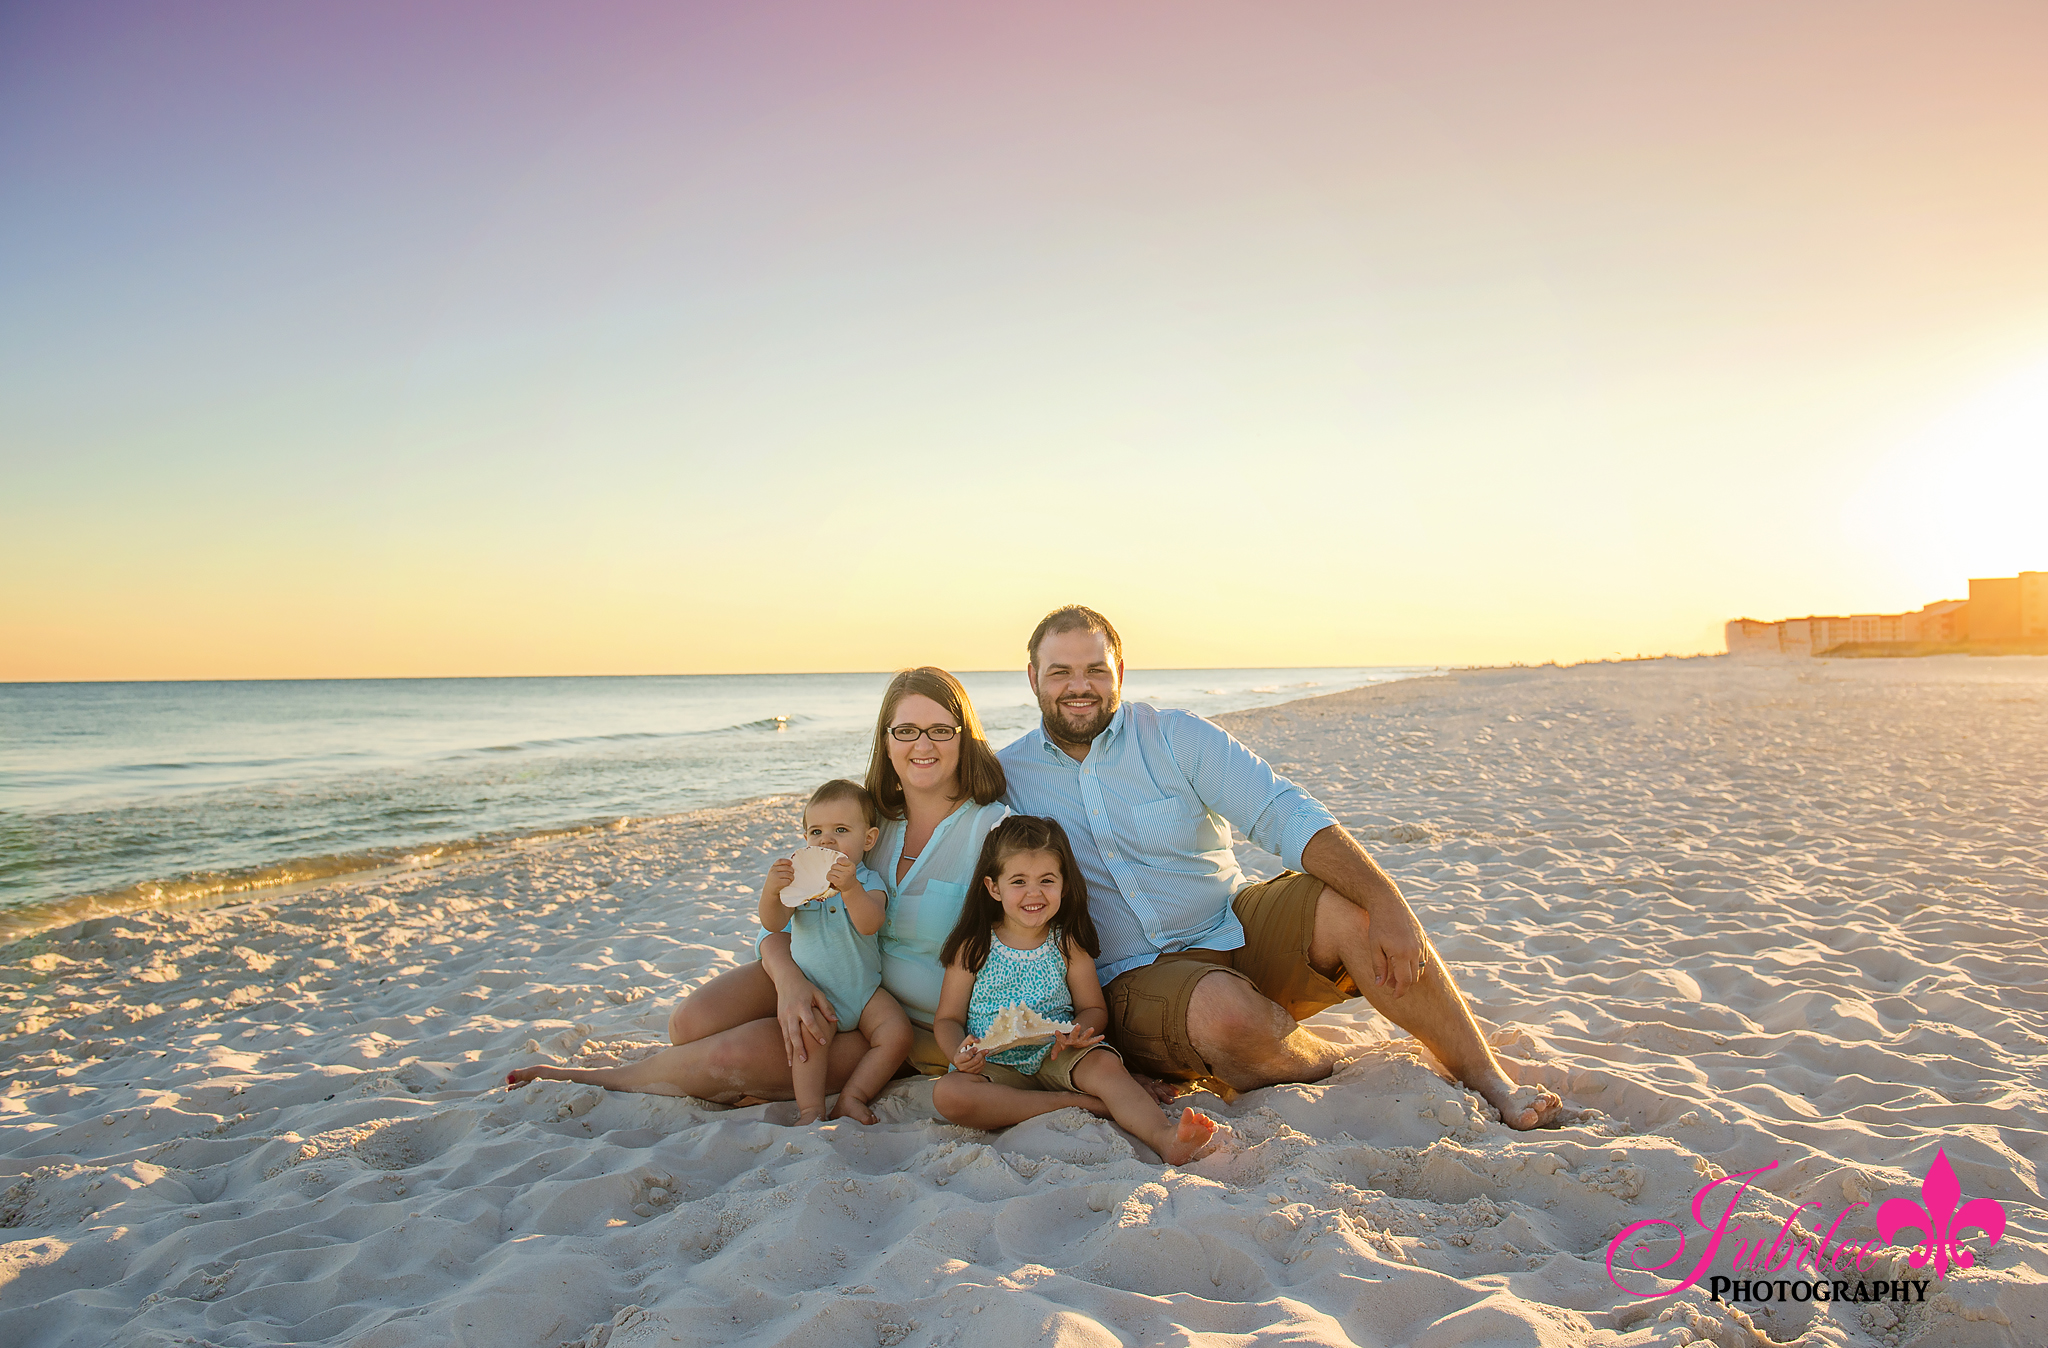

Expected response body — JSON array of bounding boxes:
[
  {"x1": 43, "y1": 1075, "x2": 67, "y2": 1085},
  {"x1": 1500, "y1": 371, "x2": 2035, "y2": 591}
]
[{"x1": 806, "y1": 778, "x2": 878, "y2": 830}]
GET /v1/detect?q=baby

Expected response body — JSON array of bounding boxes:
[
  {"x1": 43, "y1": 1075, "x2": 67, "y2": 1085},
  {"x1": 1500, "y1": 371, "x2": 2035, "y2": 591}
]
[{"x1": 760, "y1": 779, "x2": 913, "y2": 1124}]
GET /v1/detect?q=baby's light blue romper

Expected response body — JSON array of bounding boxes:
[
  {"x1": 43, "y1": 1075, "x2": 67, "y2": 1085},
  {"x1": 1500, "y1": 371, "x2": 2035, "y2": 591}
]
[
  {"x1": 966, "y1": 928, "x2": 1075, "y2": 1075},
  {"x1": 783, "y1": 862, "x2": 888, "y2": 1027}
]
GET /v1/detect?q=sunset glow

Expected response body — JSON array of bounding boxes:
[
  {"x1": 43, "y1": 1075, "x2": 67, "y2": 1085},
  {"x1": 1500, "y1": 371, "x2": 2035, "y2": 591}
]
[{"x1": 4, "y1": 2, "x2": 2046, "y2": 679}]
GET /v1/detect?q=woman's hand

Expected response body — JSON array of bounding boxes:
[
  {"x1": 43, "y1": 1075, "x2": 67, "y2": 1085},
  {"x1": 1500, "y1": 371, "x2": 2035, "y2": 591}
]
[
  {"x1": 762, "y1": 948, "x2": 837, "y2": 1066},
  {"x1": 951, "y1": 1036, "x2": 988, "y2": 1074},
  {"x1": 1051, "y1": 1024, "x2": 1104, "y2": 1054}
]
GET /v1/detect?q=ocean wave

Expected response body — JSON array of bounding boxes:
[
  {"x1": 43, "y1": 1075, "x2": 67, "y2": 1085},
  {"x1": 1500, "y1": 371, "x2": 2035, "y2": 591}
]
[
  {"x1": 0, "y1": 818, "x2": 636, "y2": 947},
  {"x1": 457, "y1": 715, "x2": 808, "y2": 758}
]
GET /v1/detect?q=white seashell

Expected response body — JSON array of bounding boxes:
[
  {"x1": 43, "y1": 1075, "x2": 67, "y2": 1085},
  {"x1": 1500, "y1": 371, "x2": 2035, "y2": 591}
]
[{"x1": 783, "y1": 847, "x2": 840, "y2": 907}]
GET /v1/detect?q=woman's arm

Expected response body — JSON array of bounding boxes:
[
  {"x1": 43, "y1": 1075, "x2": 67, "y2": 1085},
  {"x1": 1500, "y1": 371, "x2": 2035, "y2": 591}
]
[
  {"x1": 934, "y1": 961, "x2": 985, "y2": 1072},
  {"x1": 758, "y1": 931, "x2": 837, "y2": 1066}
]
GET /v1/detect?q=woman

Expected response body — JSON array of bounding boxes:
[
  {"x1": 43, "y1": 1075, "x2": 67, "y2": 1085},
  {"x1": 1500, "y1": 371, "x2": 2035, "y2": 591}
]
[{"x1": 508, "y1": 667, "x2": 1007, "y2": 1104}]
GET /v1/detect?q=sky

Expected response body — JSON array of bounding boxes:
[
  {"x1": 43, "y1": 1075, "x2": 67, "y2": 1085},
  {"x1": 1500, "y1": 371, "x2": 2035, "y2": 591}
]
[{"x1": 4, "y1": 1, "x2": 2047, "y2": 681}]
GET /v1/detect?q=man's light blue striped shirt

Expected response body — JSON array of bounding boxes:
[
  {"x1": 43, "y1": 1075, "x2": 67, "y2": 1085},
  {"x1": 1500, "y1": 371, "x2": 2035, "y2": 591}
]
[{"x1": 998, "y1": 702, "x2": 1337, "y2": 983}]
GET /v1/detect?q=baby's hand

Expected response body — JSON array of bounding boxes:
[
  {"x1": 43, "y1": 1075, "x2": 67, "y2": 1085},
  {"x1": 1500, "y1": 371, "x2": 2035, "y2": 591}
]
[
  {"x1": 826, "y1": 853, "x2": 857, "y2": 895},
  {"x1": 952, "y1": 1037, "x2": 988, "y2": 1074},
  {"x1": 1052, "y1": 1025, "x2": 1103, "y2": 1053},
  {"x1": 763, "y1": 857, "x2": 796, "y2": 901}
]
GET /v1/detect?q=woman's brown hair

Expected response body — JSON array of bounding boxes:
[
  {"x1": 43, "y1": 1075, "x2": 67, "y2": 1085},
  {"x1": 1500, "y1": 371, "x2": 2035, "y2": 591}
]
[
  {"x1": 863, "y1": 667, "x2": 1006, "y2": 820},
  {"x1": 940, "y1": 815, "x2": 1101, "y2": 974}
]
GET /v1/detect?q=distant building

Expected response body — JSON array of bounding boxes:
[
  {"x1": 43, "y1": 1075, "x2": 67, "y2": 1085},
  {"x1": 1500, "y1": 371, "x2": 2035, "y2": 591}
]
[
  {"x1": 1724, "y1": 574, "x2": 2045, "y2": 657},
  {"x1": 1967, "y1": 572, "x2": 2048, "y2": 645}
]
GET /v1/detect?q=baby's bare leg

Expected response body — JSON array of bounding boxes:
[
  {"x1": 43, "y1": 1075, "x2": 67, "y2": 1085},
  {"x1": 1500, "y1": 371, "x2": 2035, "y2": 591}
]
[
  {"x1": 828, "y1": 990, "x2": 915, "y2": 1124},
  {"x1": 791, "y1": 1023, "x2": 832, "y2": 1124}
]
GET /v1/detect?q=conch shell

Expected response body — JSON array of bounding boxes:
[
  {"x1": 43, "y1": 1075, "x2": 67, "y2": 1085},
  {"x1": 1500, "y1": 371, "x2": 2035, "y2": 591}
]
[{"x1": 975, "y1": 1002, "x2": 1073, "y2": 1054}]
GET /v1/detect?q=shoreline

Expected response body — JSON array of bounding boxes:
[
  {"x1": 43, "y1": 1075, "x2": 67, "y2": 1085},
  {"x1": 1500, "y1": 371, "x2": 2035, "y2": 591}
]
[
  {"x1": 2, "y1": 671, "x2": 1456, "y2": 951},
  {"x1": 4, "y1": 657, "x2": 2042, "y2": 1347}
]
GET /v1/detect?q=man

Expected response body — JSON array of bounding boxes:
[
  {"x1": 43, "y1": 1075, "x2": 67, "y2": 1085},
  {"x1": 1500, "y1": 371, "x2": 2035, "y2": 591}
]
[{"x1": 998, "y1": 605, "x2": 1562, "y2": 1129}]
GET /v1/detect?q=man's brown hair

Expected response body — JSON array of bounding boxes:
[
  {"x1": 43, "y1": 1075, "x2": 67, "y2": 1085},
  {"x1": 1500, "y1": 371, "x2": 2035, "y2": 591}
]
[
  {"x1": 806, "y1": 778, "x2": 878, "y2": 830},
  {"x1": 1027, "y1": 604, "x2": 1123, "y2": 670},
  {"x1": 863, "y1": 667, "x2": 1007, "y2": 820}
]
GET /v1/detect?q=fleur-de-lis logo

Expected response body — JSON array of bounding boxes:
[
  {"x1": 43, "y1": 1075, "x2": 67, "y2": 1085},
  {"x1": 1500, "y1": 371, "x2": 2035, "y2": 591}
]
[{"x1": 1875, "y1": 1148, "x2": 2007, "y2": 1279}]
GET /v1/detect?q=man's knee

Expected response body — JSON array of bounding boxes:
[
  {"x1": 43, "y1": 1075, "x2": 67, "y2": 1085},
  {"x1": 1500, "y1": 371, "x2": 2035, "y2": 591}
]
[
  {"x1": 1186, "y1": 971, "x2": 1294, "y2": 1052},
  {"x1": 1308, "y1": 890, "x2": 1370, "y2": 976}
]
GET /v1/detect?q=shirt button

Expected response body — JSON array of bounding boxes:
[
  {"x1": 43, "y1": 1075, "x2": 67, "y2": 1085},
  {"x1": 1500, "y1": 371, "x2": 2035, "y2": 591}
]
[{"x1": 1107, "y1": 853, "x2": 1117, "y2": 860}]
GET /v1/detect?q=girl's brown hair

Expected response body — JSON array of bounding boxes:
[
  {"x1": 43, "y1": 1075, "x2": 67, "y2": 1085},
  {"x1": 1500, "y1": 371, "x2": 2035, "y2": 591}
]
[
  {"x1": 863, "y1": 667, "x2": 1006, "y2": 820},
  {"x1": 940, "y1": 815, "x2": 1101, "y2": 975}
]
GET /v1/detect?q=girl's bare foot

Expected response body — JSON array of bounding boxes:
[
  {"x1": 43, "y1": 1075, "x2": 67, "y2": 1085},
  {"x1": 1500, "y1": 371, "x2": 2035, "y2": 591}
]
[
  {"x1": 827, "y1": 1094, "x2": 877, "y2": 1124},
  {"x1": 1159, "y1": 1107, "x2": 1228, "y2": 1165}
]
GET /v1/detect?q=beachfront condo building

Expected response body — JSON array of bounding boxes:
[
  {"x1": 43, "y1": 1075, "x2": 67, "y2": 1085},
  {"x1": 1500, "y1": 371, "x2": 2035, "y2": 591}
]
[{"x1": 1725, "y1": 571, "x2": 2044, "y2": 657}]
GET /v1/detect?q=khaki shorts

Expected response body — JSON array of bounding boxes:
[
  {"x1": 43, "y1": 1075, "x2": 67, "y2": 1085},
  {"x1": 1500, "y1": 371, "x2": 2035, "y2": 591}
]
[
  {"x1": 905, "y1": 1024, "x2": 952, "y2": 1077},
  {"x1": 964, "y1": 1041, "x2": 1121, "y2": 1093},
  {"x1": 1105, "y1": 870, "x2": 1357, "y2": 1082}
]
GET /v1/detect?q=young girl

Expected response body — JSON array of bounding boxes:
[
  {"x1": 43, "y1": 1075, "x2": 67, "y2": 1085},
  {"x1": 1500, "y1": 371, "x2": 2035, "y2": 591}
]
[{"x1": 932, "y1": 815, "x2": 1225, "y2": 1166}]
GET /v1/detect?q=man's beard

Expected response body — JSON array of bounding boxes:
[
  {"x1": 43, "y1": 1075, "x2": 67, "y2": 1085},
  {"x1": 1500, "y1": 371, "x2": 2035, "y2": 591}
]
[{"x1": 1040, "y1": 687, "x2": 1119, "y2": 745}]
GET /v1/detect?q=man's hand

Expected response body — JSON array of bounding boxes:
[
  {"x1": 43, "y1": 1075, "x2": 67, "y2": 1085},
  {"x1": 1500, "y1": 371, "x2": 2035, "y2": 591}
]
[
  {"x1": 1364, "y1": 891, "x2": 1430, "y2": 997},
  {"x1": 1302, "y1": 824, "x2": 1434, "y2": 998}
]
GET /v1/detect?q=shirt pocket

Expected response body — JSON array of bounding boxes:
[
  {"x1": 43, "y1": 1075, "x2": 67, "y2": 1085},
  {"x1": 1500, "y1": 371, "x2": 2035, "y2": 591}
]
[
  {"x1": 914, "y1": 880, "x2": 971, "y2": 951},
  {"x1": 1130, "y1": 795, "x2": 1201, "y2": 861}
]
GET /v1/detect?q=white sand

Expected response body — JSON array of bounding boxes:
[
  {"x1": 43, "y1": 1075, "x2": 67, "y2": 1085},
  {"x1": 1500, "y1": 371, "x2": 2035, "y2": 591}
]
[{"x1": 3, "y1": 657, "x2": 2043, "y2": 1348}]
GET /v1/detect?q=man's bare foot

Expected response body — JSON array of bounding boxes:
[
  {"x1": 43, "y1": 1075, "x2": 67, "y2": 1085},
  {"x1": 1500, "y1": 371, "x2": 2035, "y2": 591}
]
[
  {"x1": 1158, "y1": 1107, "x2": 1227, "y2": 1165},
  {"x1": 1474, "y1": 1070, "x2": 1564, "y2": 1130},
  {"x1": 827, "y1": 1094, "x2": 876, "y2": 1124}
]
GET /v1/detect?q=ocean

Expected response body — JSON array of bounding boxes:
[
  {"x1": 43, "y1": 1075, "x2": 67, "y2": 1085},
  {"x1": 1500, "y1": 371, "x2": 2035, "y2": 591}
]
[{"x1": 0, "y1": 666, "x2": 1428, "y2": 941}]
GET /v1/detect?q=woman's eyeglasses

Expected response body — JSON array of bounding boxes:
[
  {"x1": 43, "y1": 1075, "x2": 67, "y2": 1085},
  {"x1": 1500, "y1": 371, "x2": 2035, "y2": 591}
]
[{"x1": 889, "y1": 724, "x2": 960, "y2": 743}]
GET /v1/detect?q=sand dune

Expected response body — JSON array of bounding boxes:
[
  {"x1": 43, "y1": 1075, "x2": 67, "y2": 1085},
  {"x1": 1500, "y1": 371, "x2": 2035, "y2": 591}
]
[{"x1": 3, "y1": 657, "x2": 2043, "y2": 1347}]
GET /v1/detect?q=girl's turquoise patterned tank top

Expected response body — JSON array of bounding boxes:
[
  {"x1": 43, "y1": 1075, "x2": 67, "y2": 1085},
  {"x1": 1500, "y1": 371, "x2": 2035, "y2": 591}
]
[{"x1": 966, "y1": 929, "x2": 1074, "y2": 1074}]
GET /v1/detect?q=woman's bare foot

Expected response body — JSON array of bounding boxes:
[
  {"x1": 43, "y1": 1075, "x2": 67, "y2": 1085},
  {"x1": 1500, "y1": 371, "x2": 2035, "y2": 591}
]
[
  {"x1": 506, "y1": 1066, "x2": 562, "y2": 1090},
  {"x1": 827, "y1": 1094, "x2": 877, "y2": 1124},
  {"x1": 1158, "y1": 1107, "x2": 1227, "y2": 1165},
  {"x1": 1473, "y1": 1070, "x2": 1564, "y2": 1130}
]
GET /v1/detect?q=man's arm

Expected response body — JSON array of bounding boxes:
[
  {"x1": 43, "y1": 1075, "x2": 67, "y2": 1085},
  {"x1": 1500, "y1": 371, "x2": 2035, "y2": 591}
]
[
  {"x1": 1160, "y1": 711, "x2": 1336, "y2": 869},
  {"x1": 1159, "y1": 713, "x2": 1431, "y2": 998},
  {"x1": 1299, "y1": 825, "x2": 1430, "y2": 997}
]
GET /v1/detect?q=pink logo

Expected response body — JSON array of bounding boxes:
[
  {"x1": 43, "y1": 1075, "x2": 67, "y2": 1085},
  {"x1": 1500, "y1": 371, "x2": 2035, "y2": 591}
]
[
  {"x1": 1875, "y1": 1148, "x2": 2006, "y2": 1280},
  {"x1": 1605, "y1": 1148, "x2": 2007, "y2": 1301}
]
